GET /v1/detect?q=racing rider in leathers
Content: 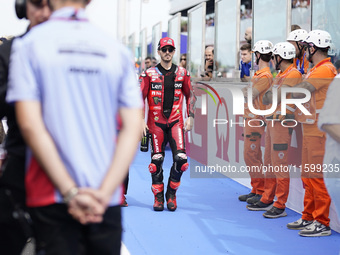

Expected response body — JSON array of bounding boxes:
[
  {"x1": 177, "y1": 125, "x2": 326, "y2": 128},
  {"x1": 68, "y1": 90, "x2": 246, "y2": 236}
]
[{"x1": 140, "y1": 37, "x2": 196, "y2": 212}]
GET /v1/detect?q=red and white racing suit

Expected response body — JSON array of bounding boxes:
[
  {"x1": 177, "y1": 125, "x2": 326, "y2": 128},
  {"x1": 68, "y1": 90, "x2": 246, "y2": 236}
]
[{"x1": 140, "y1": 64, "x2": 196, "y2": 194}]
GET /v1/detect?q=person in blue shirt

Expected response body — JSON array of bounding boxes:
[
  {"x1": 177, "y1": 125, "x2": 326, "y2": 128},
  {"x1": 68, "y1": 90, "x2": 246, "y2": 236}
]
[
  {"x1": 239, "y1": 43, "x2": 252, "y2": 82},
  {"x1": 7, "y1": 0, "x2": 143, "y2": 253}
]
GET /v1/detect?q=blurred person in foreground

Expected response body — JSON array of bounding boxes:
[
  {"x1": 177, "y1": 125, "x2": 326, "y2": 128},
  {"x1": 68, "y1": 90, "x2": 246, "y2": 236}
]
[
  {"x1": 0, "y1": 37, "x2": 9, "y2": 162},
  {"x1": 288, "y1": 30, "x2": 336, "y2": 237},
  {"x1": 0, "y1": 0, "x2": 51, "y2": 254},
  {"x1": 140, "y1": 37, "x2": 196, "y2": 212},
  {"x1": 7, "y1": 0, "x2": 143, "y2": 253},
  {"x1": 0, "y1": 38, "x2": 7, "y2": 44},
  {"x1": 318, "y1": 75, "x2": 340, "y2": 226}
]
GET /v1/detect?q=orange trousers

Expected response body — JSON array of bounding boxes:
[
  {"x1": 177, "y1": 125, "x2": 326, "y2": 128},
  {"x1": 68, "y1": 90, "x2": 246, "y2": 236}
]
[
  {"x1": 261, "y1": 122, "x2": 292, "y2": 209},
  {"x1": 243, "y1": 120, "x2": 265, "y2": 195},
  {"x1": 301, "y1": 135, "x2": 331, "y2": 227}
]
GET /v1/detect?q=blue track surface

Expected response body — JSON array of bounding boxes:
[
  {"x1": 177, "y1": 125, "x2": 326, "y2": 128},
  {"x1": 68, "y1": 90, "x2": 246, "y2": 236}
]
[{"x1": 122, "y1": 150, "x2": 340, "y2": 255}]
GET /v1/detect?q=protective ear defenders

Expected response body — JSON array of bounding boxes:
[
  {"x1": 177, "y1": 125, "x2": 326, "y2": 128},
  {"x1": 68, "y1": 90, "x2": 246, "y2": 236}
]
[
  {"x1": 15, "y1": 0, "x2": 26, "y2": 19},
  {"x1": 15, "y1": 0, "x2": 89, "y2": 19}
]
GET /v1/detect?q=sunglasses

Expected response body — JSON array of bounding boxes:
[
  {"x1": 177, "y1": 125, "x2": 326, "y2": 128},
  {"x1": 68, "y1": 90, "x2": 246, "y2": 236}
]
[
  {"x1": 181, "y1": 58, "x2": 186, "y2": 61},
  {"x1": 161, "y1": 47, "x2": 174, "y2": 53},
  {"x1": 29, "y1": 0, "x2": 43, "y2": 5}
]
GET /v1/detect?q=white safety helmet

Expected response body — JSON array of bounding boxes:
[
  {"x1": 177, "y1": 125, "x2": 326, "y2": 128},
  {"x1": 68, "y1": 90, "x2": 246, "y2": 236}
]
[
  {"x1": 328, "y1": 43, "x2": 337, "y2": 56},
  {"x1": 273, "y1": 42, "x2": 296, "y2": 60},
  {"x1": 287, "y1": 29, "x2": 308, "y2": 42},
  {"x1": 303, "y1": 30, "x2": 332, "y2": 49},
  {"x1": 252, "y1": 40, "x2": 274, "y2": 54}
]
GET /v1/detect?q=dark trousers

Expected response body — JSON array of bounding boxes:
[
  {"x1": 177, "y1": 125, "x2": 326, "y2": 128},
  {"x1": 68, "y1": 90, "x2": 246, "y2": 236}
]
[
  {"x1": 0, "y1": 155, "x2": 30, "y2": 255},
  {"x1": 30, "y1": 204, "x2": 122, "y2": 255},
  {"x1": 0, "y1": 187, "x2": 30, "y2": 255}
]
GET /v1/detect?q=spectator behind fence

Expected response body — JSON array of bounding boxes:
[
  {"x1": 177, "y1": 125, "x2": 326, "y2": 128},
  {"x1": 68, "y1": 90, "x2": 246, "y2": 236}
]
[
  {"x1": 203, "y1": 46, "x2": 214, "y2": 78},
  {"x1": 152, "y1": 57, "x2": 157, "y2": 67},
  {"x1": 180, "y1": 53, "x2": 187, "y2": 68},
  {"x1": 7, "y1": 0, "x2": 143, "y2": 253},
  {"x1": 244, "y1": 27, "x2": 252, "y2": 44},
  {"x1": 291, "y1": 24, "x2": 301, "y2": 31},
  {"x1": 239, "y1": 43, "x2": 252, "y2": 82},
  {"x1": 145, "y1": 56, "x2": 152, "y2": 70}
]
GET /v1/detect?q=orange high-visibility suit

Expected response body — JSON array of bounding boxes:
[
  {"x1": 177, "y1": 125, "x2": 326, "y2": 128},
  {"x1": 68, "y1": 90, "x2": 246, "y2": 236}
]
[
  {"x1": 260, "y1": 64, "x2": 302, "y2": 209},
  {"x1": 299, "y1": 58, "x2": 336, "y2": 227},
  {"x1": 243, "y1": 67, "x2": 272, "y2": 196}
]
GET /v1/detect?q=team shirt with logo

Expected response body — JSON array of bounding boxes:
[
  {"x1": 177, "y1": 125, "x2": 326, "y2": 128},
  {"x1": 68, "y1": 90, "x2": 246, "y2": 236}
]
[{"x1": 7, "y1": 7, "x2": 143, "y2": 207}]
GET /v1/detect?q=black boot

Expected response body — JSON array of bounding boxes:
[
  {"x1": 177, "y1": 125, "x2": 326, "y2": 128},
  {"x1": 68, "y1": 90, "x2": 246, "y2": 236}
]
[
  {"x1": 165, "y1": 180, "x2": 180, "y2": 211},
  {"x1": 151, "y1": 183, "x2": 164, "y2": 211}
]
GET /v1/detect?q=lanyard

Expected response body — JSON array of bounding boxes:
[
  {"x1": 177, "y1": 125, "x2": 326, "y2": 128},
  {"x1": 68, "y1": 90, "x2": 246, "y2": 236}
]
[{"x1": 296, "y1": 52, "x2": 305, "y2": 75}]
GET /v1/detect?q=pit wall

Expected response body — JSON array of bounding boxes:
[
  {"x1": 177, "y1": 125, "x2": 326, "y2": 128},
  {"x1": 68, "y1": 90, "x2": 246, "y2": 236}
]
[{"x1": 187, "y1": 81, "x2": 340, "y2": 232}]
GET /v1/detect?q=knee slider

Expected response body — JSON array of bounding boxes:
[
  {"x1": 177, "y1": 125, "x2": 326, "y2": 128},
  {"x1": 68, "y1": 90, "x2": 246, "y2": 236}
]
[
  {"x1": 174, "y1": 153, "x2": 188, "y2": 172},
  {"x1": 149, "y1": 153, "x2": 164, "y2": 174},
  {"x1": 148, "y1": 163, "x2": 157, "y2": 174}
]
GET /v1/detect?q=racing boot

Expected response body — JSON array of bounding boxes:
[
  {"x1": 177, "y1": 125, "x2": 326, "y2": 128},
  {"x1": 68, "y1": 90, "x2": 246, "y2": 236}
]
[
  {"x1": 166, "y1": 180, "x2": 180, "y2": 211},
  {"x1": 151, "y1": 183, "x2": 164, "y2": 211}
]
